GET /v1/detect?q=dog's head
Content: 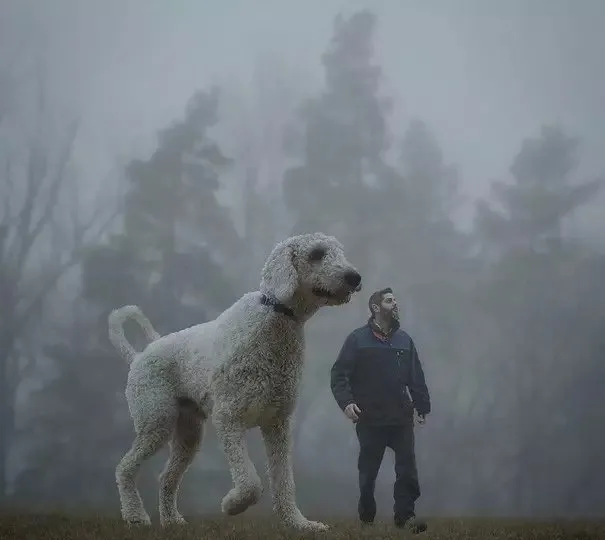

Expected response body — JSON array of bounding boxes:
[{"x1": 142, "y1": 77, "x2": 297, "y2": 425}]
[{"x1": 260, "y1": 232, "x2": 362, "y2": 314}]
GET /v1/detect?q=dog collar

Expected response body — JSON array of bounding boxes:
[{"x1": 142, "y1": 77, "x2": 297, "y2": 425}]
[{"x1": 260, "y1": 294, "x2": 296, "y2": 320}]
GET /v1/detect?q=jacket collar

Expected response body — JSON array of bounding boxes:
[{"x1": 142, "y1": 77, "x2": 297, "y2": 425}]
[{"x1": 368, "y1": 316, "x2": 399, "y2": 340}]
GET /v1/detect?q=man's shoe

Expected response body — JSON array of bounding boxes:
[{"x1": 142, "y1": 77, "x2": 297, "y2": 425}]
[{"x1": 395, "y1": 516, "x2": 427, "y2": 534}]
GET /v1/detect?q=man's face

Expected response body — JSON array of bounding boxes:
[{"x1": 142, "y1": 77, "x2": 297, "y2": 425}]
[{"x1": 375, "y1": 292, "x2": 399, "y2": 321}]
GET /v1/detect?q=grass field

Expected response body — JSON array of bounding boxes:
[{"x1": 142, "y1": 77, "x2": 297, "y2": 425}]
[{"x1": 1, "y1": 513, "x2": 603, "y2": 540}]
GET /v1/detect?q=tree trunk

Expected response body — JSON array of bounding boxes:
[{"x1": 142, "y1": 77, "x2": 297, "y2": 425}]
[
  {"x1": 0, "y1": 381, "x2": 7, "y2": 500},
  {"x1": 0, "y1": 342, "x2": 15, "y2": 501}
]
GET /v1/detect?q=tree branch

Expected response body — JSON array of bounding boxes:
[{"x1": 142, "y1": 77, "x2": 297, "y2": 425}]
[
  {"x1": 14, "y1": 200, "x2": 120, "y2": 336},
  {"x1": 13, "y1": 120, "x2": 80, "y2": 276}
]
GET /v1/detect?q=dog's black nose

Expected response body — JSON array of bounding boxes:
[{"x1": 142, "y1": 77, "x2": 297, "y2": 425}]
[{"x1": 344, "y1": 270, "x2": 362, "y2": 288}]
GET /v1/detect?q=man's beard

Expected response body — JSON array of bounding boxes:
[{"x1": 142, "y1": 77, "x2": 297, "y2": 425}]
[{"x1": 380, "y1": 307, "x2": 399, "y2": 321}]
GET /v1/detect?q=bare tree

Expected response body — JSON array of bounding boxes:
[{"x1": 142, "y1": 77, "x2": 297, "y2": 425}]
[{"x1": 0, "y1": 66, "x2": 119, "y2": 499}]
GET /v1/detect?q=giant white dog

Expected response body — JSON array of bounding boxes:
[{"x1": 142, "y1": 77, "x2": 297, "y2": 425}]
[{"x1": 109, "y1": 232, "x2": 362, "y2": 532}]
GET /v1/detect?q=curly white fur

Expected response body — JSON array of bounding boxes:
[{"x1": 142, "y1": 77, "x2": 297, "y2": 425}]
[{"x1": 110, "y1": 232, "x2": 362, "y2": 532}]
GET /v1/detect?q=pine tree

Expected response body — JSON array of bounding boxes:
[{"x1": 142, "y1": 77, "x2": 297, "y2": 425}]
[
  {"x1": 472, "y1": 124, "x2": 604, "y2": 515},
  {"x1": 475, "y1": 125, "x2": 602, "y2": 257},
  {"x1": 281, "y1": 9, "x2": 397, "y2": 460},
  {"x1": 121, "y1": 87, "x2": 242, "y2": 330},
  {"x1": 283, "y1": 9, "x2": 392, "y2": 261}
]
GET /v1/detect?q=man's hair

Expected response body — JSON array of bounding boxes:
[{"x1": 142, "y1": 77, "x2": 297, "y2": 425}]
[{"x1": 368, "y1": 287, "x2": 393, "y2": 315}]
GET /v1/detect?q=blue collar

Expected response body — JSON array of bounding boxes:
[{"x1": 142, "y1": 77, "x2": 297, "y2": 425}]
[{"x1": 260, "y1": 294, "x2": 296, "y2": 320}]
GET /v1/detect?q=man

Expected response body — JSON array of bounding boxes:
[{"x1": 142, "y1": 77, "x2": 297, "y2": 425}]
[{"x1": 330, "y1": 287, "x2": 431, "y2": 534}]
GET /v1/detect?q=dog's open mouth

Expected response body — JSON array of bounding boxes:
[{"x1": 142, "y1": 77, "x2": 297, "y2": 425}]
[
  {"x1": 312, "y1": 286, "x2": 338, "y2": 298},
  {"x1": 312, "y1": 283, "x2": 361, "y2": 300}
]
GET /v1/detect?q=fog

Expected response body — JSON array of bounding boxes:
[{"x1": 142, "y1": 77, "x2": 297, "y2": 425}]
[{"x1": 1, "y1": 0, "x2": 604, "y2": 520}]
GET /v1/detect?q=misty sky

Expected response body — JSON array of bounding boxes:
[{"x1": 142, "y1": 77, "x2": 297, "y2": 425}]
[{"x1": 2, "y1": 0, "x2": 604, "y2": 232}]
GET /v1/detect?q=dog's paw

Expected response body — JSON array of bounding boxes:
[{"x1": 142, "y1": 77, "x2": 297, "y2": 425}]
[
  {"x1": 160, "y1": 513, "x2": 187, "y2": 526},
  {"x1": 291, "y1": 518, "x2": 329, "y2": 532},
  {"x1": 221, "y1": 486, "x2": 262, "y2": 516},
  {"x1": 124, "y1": 515, "x2": 152, "y2": 527}
]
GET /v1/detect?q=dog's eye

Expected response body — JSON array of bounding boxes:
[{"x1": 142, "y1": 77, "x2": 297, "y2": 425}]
[{"x1": 309, "y1": 247, "x2": 326, "y2": 262}]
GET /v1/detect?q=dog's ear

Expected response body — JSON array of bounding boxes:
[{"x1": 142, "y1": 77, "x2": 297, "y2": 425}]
[{"x1": 260, "y1": 239, "x2": 298, "y2": 303}]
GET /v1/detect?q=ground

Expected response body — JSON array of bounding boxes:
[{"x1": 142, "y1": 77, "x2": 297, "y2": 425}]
[{"x1": 1, "y1": 513, "x2": 603, "y2": 540}]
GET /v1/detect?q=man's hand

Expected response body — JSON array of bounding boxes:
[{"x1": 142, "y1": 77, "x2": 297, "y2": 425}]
[
  {"x1": 344, "y1": 403, "x2": 361, "y2": 422},
  {"x1": 415, "y1": 411, "x2": 426, "y2": 426}
]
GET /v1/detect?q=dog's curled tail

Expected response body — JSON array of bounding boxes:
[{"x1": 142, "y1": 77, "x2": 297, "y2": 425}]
[{"x1": 108, "y1": 305, "x2": 160, "y2": 364}]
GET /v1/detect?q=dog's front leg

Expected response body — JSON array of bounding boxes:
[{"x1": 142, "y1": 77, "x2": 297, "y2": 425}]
[
  {"x1": 214, "y1": 419, "x2": 263, "y2": 516},
  {"x1": 260, "y1": 416, "x2": 328, "y2": 532}
]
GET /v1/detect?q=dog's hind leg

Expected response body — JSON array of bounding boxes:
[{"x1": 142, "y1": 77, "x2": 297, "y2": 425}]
[
  {"x1": 213, "y1": 416, "x2": 263, "y2": 516},
  {"x1": 159, "y1": 399, "x2": 204, "y2": 526},
  {"x1": 116, "y1": 393, "x2": 176, "y2": 525}
]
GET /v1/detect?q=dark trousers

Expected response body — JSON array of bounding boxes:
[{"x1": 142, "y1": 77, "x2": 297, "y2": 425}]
[{"x1": 355, "y1": 422, "x2": 420, "y2": 523}]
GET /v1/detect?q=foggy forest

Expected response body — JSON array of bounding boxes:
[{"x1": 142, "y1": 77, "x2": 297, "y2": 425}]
[{"x1": 1, "y1": 0, "x2": 604, "y2": 522}]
